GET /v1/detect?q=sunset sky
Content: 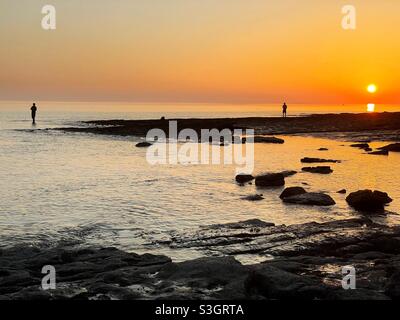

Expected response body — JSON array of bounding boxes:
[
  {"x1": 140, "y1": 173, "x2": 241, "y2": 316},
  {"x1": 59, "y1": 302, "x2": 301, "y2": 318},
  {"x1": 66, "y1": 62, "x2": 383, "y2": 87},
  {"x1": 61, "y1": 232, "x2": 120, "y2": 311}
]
[{"x1": 1, "y1": 0, "x2": 399, "y2": 104}]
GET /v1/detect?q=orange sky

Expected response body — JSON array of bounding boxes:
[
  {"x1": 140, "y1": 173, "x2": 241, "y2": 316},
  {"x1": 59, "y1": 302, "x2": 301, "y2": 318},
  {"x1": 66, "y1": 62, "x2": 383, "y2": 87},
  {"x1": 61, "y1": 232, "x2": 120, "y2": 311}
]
[{"x1": 1, "y1": 0, "x2": 399, "y2": 104}]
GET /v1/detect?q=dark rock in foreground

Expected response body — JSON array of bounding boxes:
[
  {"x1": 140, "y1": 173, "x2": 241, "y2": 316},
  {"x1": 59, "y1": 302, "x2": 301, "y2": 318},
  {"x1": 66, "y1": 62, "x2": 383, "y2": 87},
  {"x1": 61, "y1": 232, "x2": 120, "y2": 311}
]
[
  {"x1": 255, "y1": 173, "x2": 285, "y2": 187},
  {"x1": 162, "y1": 217, "x2": 400, "y2": 300},
  {"x1": 282, "y1": 192, "x2": 336, "y2": 206},
  {"x1": 280, "y1": 187, "x2": 307, "y2": 199},
  {"x1": 337, "y1": 189, "x2": 347, "y2": 194},
  {"x1": 378, "y1": 143, "x2": 400, "y2": 152},
  {"x1": 301, "y1": 157, "x2": 340, "y2": 164},
  {"x1": 235, "y1": 174, "x2": 254, "y2": 184},
  {"x1": 302, "y1": 166, "x2": 333, "y2": 174},
  {"x1": 346, "y1": 190, "x2": 393, "y2": 212},
  {"x1": 3, "y1": 216, "x2": 400, "y2": 300}
]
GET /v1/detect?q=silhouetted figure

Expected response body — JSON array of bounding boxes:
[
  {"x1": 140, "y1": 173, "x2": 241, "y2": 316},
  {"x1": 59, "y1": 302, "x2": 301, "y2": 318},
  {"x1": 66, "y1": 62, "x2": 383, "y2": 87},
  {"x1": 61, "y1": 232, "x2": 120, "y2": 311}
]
[
  {"x1": 31, "y1": 103, "x2": 37, "y2": 124},
  {"x1": 282, "y1": 102, "x2": 288, "y2": 118}
]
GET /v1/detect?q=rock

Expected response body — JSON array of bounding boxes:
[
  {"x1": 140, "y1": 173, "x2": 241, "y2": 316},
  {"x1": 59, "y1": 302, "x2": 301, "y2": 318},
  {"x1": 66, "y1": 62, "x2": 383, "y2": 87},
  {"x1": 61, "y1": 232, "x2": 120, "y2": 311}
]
[
  {"x1": 318, "y1": 148, "x2": 329, "y2": 151},
  {"x1": 301, "y1": 157, "x2": 340, "y2": 164},
  {"x1": 337, "y1": 189, "x2": 347, "y2": 194},
  {"x1": 255, "y1": 173, "x2": 285, "y2": 187},
  {"x1": 242, "y1": 194, "x2": 264, "y2": 201},
  {"x1": 135, "y1": 141, "x2": 152, "y2": 148},
  {"x1": 346, "y1": 190, "x2": 393, "y2": 212},
  {"x1": 253, "y1": 136, "x2": 285, "y2": 144},
  {"x1": 280, "y1": 170, "x2": 297, "y2": 177},
  {"x1": 378, "y1": 143, "x2": 400, "y2": 152},
  {"x1": 385, "y1": 272, "x2": 400, "y2": 299},
  {"x1": 282, "y1": 192, "x2": 336, "y2": 206},
  {"x1": 302, "y1": 166, "x2": 333, "y2": 174},
  {"x1": 368, "y1": 150, "x2": 389, "y2": 156},
  {"x1": 351, "y1": 143, "x2": 370, "y2": 149},
  {"x1": 235, "y1": 174, "x2": 254, "y2": 184},
  {"x1": 280, "y1": 187, "x2": 307, "y2": 199},
  {"x1": 208, "y1": 219, "x2": 275, "y2": 229},
  {"x1": 162, "y1": 217, "x2": 400, "y2": 300},
  {"x1": 6, "y1": 215, "x2": 400, "y2": 300}
]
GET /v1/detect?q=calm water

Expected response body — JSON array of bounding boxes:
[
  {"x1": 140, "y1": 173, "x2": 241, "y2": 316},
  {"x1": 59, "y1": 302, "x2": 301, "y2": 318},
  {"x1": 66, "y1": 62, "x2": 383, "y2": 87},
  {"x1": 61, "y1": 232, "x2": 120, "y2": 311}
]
[{"x1": 1, "y1": 104, "x2": 400, "y2": 262}]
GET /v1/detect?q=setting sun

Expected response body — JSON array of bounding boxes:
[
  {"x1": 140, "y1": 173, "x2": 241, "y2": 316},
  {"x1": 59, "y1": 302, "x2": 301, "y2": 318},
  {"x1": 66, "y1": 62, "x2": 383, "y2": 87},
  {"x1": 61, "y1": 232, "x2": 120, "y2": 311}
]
[
  {"x1": 367, "y1": 103, "x2": 376, "y2": 112},
  {"x1": 367, "y1": 84, "x2": 377, "y2": 93}
]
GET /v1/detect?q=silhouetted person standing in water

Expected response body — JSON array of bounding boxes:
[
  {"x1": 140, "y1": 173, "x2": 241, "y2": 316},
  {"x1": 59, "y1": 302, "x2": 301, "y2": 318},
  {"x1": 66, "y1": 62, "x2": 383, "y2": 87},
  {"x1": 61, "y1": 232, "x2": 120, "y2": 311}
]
[
  {"x1": 31, "y1": 103, "x2": 37, "y2": 124},
  {"x1": 282, "y1": 102, "x2": 288, "y2": 118}
]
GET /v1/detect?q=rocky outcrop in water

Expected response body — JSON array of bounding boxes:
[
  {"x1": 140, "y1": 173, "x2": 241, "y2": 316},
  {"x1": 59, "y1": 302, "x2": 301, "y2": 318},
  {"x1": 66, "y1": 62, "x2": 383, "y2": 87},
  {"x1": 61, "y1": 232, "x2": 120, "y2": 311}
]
[
  {"x1": 301, "y1": 157, "x2": 340, "y2": 164},
  {"x1": 255, "y1": 173, "x2": 285, "y2": 187},
  {"x1": 279, "y1": 187, "x2": 307, "y2": 199},
  {"x1": 282, "y1": 192, "x2": 336, "y2": 206},
  {"x1": 241, "y1": 194, "x2": 264, "y2": 201},
  {"x1": 302, "y1": 166, "x2": 333, "y2": 174},
  {"x1": 253, "y1": 136, "x2": 285, "y2": 144},
  {"x1": 135, "y1": 142, "x2": 152, "y2": 148},
  {"x1": 280, "y1": 170, "x2": 297, "y2": 177},
  {"x1": 368, "y1": 150, "x2": 389, "y2": 156},
  {"x1": 346, "y1": 190, "x2": 393, "y2": 212},
  {"x1": 378, "y1": 143, "x2": 400, "y2": 152},
  {"x1": 351, "y1": 143, "x2": 370, "y2": 149},
  {"x1": 235, "y1": 174, "x2": 255, "y2": 184}
]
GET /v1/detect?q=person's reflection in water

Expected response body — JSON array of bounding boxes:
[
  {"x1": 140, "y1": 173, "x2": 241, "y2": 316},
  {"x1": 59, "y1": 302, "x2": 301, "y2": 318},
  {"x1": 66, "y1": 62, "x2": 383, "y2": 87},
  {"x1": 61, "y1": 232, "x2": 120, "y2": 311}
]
[{"x1": 31, "y1": 103, "x2": 37, "y2": 125}]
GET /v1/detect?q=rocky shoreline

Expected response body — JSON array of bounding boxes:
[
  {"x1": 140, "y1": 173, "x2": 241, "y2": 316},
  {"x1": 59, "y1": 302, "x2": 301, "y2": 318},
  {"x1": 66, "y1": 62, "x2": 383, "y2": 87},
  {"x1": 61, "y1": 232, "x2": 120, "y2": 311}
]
[
  {"x1": 56, "y1": 112, "x2": 400, "y2": 141},
  {"x1": 2, "y1": 217, "x2": 400, "y2": 300}
]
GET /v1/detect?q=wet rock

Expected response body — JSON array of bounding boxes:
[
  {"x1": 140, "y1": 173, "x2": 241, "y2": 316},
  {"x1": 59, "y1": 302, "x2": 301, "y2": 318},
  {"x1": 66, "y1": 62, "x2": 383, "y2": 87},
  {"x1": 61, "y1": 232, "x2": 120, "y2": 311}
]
[
  {"x1": 351, "y1": 143, "x2": 370, "y2": 149},
  {"x1": 346, "y1": 190, "x2": 393, "y2": 212},
  {"x1": 282, "y1": 192, "x2": 336, "y2": 206},
  {"x1": 378, "y1": 143, "x2": 400, "y2": 152},
  {"x1": 235, "y1": 174, "x2": 254, "y2": 184},
  {"x1": 301, "y1": 157, "x2": 340, "y2": 164},
  {"x1": 242, "y1": 194, "x2": 264, "y2": 201},
  {"x1": 302, "y1": 166, "x2": 333, "y2": 174},
  {"x1": 255, "y1": 173, "x2": 285, "y2": 187},
  {"x1": 337, "y1": 189, "x2": 347, "y2": 194},
  {"x1": 368, "y1": 150, "x2": 389, "y2": 156},
  {"x1": 5, "y1": 215, "x2": 400, "y2": 300},
  {"x1": 245, "y1": 264, "x2": 326, "y2": 299},
  {"x1": 208, "y1": 219, "x2": 275, "y2": 230},
  {"x1": 135, "y1": 141, "x2": 152, "y2": 148},
  {"x1": 280, "y1": 170, "x2": 297, "y2": 177},
  {"x1": 280, "y1": 187, "x2": 307, "y2": 199},
  {"x1": 253, "y1": 136, "x2": 285, "y2": 144}
]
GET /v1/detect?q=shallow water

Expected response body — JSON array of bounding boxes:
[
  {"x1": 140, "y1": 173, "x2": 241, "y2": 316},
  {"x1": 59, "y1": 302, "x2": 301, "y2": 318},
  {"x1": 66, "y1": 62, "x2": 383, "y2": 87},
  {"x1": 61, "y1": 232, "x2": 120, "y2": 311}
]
[{"x1": 0, "y1": 109, "x2": 399, "y2": 262}]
